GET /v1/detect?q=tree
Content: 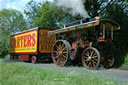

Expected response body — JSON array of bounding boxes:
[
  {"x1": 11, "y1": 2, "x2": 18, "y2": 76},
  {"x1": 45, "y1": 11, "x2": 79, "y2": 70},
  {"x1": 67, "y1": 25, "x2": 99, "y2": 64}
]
[
  {"x1": 0, "y1": 9, "x2": 27, "y2": 57},
  {"x1": 0, "y1": 9, "x2": 27, "y2": 33},
  {"x1": 84, "y1": 0, "x2": 127, "y2": 17},
  {"x1": 24, "y1": 0, "x2": 41, "y2": 28},
  {"x1": 0, "y1": 29, "x2": 10, "y2": 57},
  {"x1": 126, "y1": 0, "x2": 128, "y2": 3},
  {"x1": 34, "y1": 1, "x2": 81, "y2": 29}
]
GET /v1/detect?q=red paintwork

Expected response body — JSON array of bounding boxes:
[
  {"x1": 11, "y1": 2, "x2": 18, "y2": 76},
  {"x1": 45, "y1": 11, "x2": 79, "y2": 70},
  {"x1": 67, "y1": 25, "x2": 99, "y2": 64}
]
[
  {"x1": 92, "y1": 21, "x2": 99, "y2": 26},
  {"x1": 32, "y1": 57, "x2": 35, "y2": 63},
  {"x1": 20, "y1": 55, "x2": 29, "y2": 61},
  {"x1": 72, "y1": 50, "x2": 75, "y2": 56},
  {"x1": 72, "y1": 43, "x2": 77, "y2": 55},
  {"x1": 97, "y1": 37, "x2": 104, "y2": 42},
  {"x1": 72, "y1": 43, "x2": 77, "y2": 47},
  {"x1": 105, "y1": 39, "x2": 112, "y2": 44}
]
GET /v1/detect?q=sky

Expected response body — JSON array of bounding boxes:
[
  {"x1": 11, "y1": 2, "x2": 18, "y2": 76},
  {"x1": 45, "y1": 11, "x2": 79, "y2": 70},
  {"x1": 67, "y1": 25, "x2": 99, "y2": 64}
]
[{"x1": 0, "y1": 0, "x2": 53, "y2": 12}]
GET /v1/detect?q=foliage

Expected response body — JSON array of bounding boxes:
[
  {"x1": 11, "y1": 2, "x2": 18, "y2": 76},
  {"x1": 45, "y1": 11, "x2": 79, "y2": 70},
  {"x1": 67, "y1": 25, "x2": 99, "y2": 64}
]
[
  {"x1": 1, "y1": 61, "x2": 122, "y2": 85},
  {"x1": 34, "y1": 1, "x2": 57, "y2": 28},
  {"x1": 0, "y1": 9, "x2": 27, "y2": 57},
  {"x1": 85, "y1": 0, "x2": 127, "y2": 18},
  {"x1": 24, "y1": 0, "x2": 41, "y2": 28},
  {"x1": 0, "y1": 9, "x2": 27, "y2": 33},
  {"x1": 34, "y1": 1, "x2": 82, "y2": 29},
  {"x1": 0, "y1": 30, "x2": 10, "y2": 57},
  {"x1": 124, "y1": 54, "x2": 128, "y2": 65}
]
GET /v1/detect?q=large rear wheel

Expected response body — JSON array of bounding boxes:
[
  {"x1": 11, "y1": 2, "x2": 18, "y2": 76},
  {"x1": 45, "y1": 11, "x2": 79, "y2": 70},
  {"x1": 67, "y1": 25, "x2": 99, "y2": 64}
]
[
  {"x1": 82, "y1": 47, "x2": 100, "y2": 69},
  {"x1": 52, "y1": 40, "x2": 71, "y2": 66}
]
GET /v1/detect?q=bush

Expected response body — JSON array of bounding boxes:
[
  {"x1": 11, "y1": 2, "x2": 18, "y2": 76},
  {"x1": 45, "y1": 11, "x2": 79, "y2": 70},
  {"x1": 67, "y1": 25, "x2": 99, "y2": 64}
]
[
  {"x1": 113, "y1": 48, "x2": 128, "y2": 67},
  {"x1": 124, "y1": 54, "x2": 128, "y2": 65}
]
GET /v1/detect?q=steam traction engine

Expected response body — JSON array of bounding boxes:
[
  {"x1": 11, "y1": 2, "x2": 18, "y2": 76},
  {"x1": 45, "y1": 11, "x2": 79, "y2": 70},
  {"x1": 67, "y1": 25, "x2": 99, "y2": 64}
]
[{"x1": 48, "y1": 17, "x2": 120, "y2": 69}]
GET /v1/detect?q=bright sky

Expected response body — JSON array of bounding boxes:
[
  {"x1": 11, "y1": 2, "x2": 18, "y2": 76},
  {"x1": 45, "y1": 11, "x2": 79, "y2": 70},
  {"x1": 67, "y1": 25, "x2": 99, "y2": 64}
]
[{"x1": 0, "y1": 0, "x2": 54, "y2": 12}]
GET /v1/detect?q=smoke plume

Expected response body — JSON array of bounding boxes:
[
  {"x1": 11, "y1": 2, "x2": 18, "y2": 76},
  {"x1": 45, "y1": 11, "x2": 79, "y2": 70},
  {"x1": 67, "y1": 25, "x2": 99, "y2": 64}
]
[{"x1": 56, "y1": 0, "x2": 89, "y2": 18}]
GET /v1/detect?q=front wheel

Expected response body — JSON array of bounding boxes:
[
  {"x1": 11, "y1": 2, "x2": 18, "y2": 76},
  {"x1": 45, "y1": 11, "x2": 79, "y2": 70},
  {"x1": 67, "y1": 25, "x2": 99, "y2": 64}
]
[{"x1": 82, "y1": 47, "x2": 100, "y2": 69}]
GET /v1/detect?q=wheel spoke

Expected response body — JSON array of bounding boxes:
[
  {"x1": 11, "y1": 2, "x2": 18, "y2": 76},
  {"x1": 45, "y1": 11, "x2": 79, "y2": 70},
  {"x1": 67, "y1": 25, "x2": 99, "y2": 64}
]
[
  {"x1": 108, "y1": 60, "x2": 112, "y2": 64},
  {"x1": 92, "y1": 60, "x2": 96, "y2": 67},
  {"x1": 52, "y1": 40, "x2": 70, "y2": 66},
  {"x1": 56, "y1": 58, "x2": 60, "y2": 64},
  {"x1": 62, "y1": 43, "x2": 65, "y2": 48},
  {"x1": 102, "y1": 52, "x2": 114, "y2": 68},
  {"x1": 89, "y1": 50, "x2": 91, "y2": 56},
  {"x1": 84, "y1": 56, "x2": 88, "y2": 59},
  {"x1": 92, "y1": 59, "x2": 97, "y2": 64},
  {"x1": 62, "y1": 56, "x2": 66, "y2": 60},
  {"x1": 85, "y1": 60, "x2": 89, "y2": 64},
  {"x1": 86, "y1": 51, "x2": 90, "y2": 56},
  {"x1": 55, "y1": 55, "x2": 60, "y2": 59},
  {"x1": 93, "y1": 52, "x2": 97, "y2": 56},
  {"x1": 108, "y1": 59, "x2": 112, "y2": 62},
  {"x1": 55, "y1": 44, "x2": 59, "y2": 49},
  {"x1": 88, "y1": 61, "x2": 91, "y2": 67},
  {"x1": 85, "y1": 53, "x2": 89, "y2": 57},
  {"x1": 62, "y1": 47, "x2": 66, "y2": 51},
  {"x1": 90, "y1": 50, "x2": 94, "y2": 57},
  {"x1": 54, "y1": 51, "x2": 58, "y2": 53},
  {"x1": 82, "y1": 48, "x2": 100, "y2": 69},
  {"x1": 85, "y1": 59, "x2": 88, "y2": 61},
  {"x1": 92, "y1": 55, "x2": 97, "y2": 59},
  {"x1": 59, "y1": 42, "x2": 61, "y2": 46},
  {"x1": 63, "y1": 55, "x2": 67, "y2": 58},
  {"x1": 63, "y1": 52, "x2": 67, "y2": 54}
]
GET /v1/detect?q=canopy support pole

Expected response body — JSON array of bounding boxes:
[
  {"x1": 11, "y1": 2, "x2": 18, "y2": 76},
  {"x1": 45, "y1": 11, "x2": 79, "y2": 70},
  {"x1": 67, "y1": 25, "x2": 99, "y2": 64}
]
[
  {"x1": 111, "y1": 27, "x2": 113, "y2": 40},
  {"x1": 103, "y1": 24, "x2": 105, "y2": 39}
]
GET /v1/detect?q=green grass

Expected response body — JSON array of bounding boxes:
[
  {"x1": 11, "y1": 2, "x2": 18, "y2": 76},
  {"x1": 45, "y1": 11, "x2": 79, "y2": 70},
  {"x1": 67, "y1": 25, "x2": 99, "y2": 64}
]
[
  {"x1": 4, "y1": 54, "x2": 10, "y2": 58},
  {"x1": 0, "y1": 62, "x2": 125, "y2": 85},
  {"x1": 124, "y1": 54, "x2": 128, "y2": 65},
  {"x1": 119, "y1": 54, "x2": 128, "y2": 70}
]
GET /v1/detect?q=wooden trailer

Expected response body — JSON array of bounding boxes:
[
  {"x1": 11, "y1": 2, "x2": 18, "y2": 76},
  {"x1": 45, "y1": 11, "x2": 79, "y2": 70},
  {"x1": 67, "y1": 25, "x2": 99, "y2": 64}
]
[
  {"x1": 48, "y1": 18, "x2": 120, "y2": 69},
  {"x1": 10, "y1": 27, "x2": 55, "y2": 63}
]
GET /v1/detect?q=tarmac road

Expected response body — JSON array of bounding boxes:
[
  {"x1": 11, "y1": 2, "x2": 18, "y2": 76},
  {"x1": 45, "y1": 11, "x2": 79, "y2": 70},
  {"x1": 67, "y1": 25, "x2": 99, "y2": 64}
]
[{"x1": 1, "y1": 58, "x2": 128, "y2": 84}]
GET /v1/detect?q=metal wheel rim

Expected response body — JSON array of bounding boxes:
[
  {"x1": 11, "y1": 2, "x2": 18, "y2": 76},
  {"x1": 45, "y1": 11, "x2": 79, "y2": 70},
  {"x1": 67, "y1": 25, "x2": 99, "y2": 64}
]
[
  {"x1": 82, "y1": 47, "x2": 100, "y2": 69},
  {"x1": 32, "y1": 56, "x2": 36, "y2": 63},
  {"x1": 32, "y1": 57, "x2": 35, "y2": 63},
  {"x1": 52, "y1": 40, "x2": 69, "y2": 66}
]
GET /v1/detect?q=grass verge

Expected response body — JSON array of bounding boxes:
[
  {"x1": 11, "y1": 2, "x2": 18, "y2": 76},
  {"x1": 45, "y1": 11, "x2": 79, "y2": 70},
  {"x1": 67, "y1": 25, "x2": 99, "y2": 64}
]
[
  {"x1": 119, "y1": 54, "x2": 128, "y2": 70},
  {"x1": 0, "y1": 61, "x2": 126, "y2": 85},
  {"x1": 124, "y1": 54, "x2": 128, "y2": 65}
]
